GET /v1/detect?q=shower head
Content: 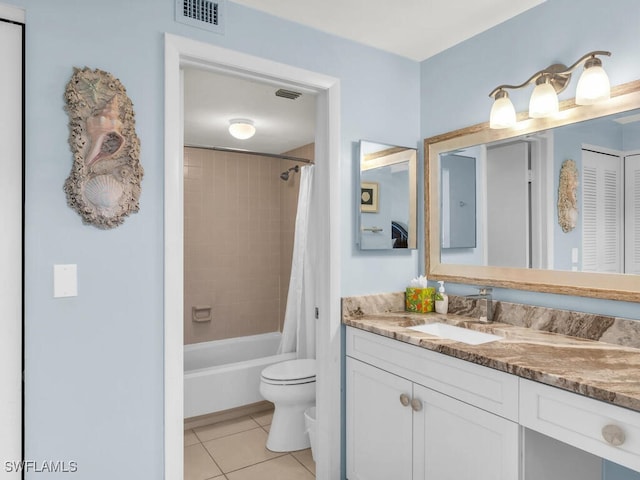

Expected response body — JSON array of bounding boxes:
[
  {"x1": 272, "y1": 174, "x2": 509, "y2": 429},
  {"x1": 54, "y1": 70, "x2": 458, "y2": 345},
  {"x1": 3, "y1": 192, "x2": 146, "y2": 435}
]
[{"x1": 280, "y1": 165, "x2": 300, "y2": 181}]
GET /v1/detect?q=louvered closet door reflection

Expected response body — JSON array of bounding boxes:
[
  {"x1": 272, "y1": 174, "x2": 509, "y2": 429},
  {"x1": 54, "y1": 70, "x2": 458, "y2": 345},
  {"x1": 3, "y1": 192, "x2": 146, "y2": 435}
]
[
  {"x1": 625, "y1": 154, "x2": 640, "y2": 275},
  {"x1": 582, "y1": 149, "x2": 623, "y2": 273}
]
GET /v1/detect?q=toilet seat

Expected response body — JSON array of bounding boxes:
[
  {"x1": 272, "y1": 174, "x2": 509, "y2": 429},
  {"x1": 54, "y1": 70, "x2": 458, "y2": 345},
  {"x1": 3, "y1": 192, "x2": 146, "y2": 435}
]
[{"x1": 261, "y1": 359, "x2": 316, "y2": 385}]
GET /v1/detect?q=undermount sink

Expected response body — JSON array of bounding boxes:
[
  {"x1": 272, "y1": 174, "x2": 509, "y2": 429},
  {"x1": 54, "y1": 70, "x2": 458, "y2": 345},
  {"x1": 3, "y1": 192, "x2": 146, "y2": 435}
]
[{"x1": 408, "y1": 322, "x2": 502, "y2": 345}]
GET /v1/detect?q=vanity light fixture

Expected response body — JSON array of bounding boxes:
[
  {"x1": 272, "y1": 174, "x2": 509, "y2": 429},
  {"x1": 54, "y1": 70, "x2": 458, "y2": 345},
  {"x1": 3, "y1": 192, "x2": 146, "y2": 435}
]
[
  {"x1": 228, "y1": 118, "x2": 256, "y2": 140},
  {"x1": 489, "y1": 90, "x2": 516, "y2": 129},
  {"x1": 488, "y1": 50, "x2": 611, "y2": 129},
  {"x1": 529, "y1": 76, "x2": 560, "y2": 118},
  {"x1": 575, "y1": 55, "x2": 611, "y2": 105}
]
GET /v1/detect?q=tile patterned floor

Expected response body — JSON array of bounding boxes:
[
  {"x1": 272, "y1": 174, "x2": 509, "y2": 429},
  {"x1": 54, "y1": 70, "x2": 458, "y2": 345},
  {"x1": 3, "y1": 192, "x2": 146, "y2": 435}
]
[{"x1": 184, "y1": 409, "x2": 316, "y2": 480}]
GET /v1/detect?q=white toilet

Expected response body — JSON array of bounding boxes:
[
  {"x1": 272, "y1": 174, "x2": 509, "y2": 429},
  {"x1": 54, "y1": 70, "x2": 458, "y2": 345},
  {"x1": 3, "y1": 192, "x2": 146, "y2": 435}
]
[{"x1": 259, "y1": 358, "x2": 316, "y2": 452}]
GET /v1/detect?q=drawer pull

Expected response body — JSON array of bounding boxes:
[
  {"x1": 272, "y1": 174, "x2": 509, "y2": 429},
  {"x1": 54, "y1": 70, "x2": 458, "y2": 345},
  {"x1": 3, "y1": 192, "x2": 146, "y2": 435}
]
[
  {"x1": 601, "y1": 424, "x2": 626, "y2": 446},
  {"x1": 411, "y1": 398, "x2": 423, "y2": 412},
  {"x1": 399, "y1": 393, "x2": 410, "y2": 407}
]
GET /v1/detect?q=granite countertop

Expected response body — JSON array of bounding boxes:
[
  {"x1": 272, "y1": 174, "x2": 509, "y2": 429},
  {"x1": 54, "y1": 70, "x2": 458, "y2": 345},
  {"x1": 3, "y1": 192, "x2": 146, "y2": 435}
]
[{"x1": 343, "y1": 309, "x2": 640, "y2": 413}]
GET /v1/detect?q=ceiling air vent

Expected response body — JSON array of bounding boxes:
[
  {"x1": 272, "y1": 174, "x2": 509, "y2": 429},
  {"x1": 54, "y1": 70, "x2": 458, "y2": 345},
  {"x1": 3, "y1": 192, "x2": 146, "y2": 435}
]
[
  {"x1": 275, "y1": 89, "x2": 302, "y2": 100},
  {"x1": 175, "y1": 0, "x2": 225, "y2": 34}
]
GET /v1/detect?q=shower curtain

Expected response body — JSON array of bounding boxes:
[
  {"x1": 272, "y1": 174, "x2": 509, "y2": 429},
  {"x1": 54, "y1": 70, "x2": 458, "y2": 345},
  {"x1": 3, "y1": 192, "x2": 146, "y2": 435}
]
[{"x1": 278, "y1": 165, "x2": 316, "y2": 359}]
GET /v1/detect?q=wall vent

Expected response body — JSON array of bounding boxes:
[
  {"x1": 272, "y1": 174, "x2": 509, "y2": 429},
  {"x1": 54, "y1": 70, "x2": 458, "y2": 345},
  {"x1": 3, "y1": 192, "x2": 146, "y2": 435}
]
[
  {"x1": 175, "y1": 0, "x2": 225, "y2": 34},
  {"x1": 275, "y1": 89, "x2": 302, "y2": 100}
]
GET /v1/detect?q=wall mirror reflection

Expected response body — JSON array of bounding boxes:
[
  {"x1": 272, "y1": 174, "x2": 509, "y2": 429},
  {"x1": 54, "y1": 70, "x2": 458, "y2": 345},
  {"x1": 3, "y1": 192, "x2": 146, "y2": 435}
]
[
  {"x1": 441, "y1": 153, "x2": 477, "y2": 249},
  {"x1": 439, "y1": 109, "x2": 640, "y2": 274},
  {"x1": 358, "y1": 141, "x2": 417, "y2": 250},
  {"x1": 426, "y1": 80, "x2": 640, "y2": 301}
]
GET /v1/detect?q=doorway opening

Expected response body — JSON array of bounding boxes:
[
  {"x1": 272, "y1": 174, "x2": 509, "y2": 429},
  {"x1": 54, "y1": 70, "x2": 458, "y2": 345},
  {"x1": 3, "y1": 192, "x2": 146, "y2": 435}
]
[
  {"x1": 164, "y1": 34, "x2": 341, "y2": 479},
  {"x1": 484, "y1": 134, "x2": 552, "y2": 270},
  {"x1": 181, "y1": 66, "x2": 315, "y2": 351}
]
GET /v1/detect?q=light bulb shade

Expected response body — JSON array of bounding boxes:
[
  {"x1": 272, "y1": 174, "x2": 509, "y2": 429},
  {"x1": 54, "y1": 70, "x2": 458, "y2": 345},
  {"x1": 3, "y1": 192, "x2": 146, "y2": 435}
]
[
  {"x1": 575, "y1": 65, "x2": 610, "y2": 105},
  {"x1": 489, "y1": 93, "x2": 516, "y2": 129},
  {"x1": 228, "y1": 119, "x2": 256, "y2": 139},
  {"x1": 529, "y1": 81, "x2": 559, "y2": 118}
]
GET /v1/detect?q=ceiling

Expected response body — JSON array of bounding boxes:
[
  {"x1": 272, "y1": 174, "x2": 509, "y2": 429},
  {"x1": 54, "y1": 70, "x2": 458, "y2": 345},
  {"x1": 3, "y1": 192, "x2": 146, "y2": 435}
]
[
  {"x1": 183, "y1": 68, "x2": 316, "y2": 155},
  {"x1": 230, "y1": 0, "x2": 545, "y2": 62},
  {"x1": 183, "y1": 0, "x2": 546, "y2": 156}
]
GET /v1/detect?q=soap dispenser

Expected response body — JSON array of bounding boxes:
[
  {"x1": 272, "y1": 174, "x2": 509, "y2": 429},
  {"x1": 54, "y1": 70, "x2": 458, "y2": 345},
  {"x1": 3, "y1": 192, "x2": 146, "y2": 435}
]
[{"x1": 435, "y1": 281, "x2": 449, "y2": 314}]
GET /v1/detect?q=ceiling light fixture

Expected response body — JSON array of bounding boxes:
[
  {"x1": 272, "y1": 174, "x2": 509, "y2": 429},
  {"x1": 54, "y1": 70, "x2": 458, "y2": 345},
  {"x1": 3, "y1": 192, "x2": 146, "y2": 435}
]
[
  {"x1": 488, "y1": 50, "x2": 611, "y2": 129},
  {"x1": 228, "y1": 118, "x2": 256, "y2": 140}
]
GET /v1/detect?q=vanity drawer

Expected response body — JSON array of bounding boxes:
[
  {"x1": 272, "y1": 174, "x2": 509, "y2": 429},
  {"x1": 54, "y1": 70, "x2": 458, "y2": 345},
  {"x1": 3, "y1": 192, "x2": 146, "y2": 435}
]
[
  {"x1": 520, "y1": 378, "x2": 640, "y2": 472},
  {"x1": 346, "y1": 327, "x2": 519, "y2": 420}
]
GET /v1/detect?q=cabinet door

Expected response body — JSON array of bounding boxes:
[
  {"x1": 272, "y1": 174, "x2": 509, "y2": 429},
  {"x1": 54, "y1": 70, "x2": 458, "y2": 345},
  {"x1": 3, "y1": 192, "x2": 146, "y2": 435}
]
[
  {"x1": 413, "y1": 384, "x2": 519, "y2": 480},
  {"x1": 347, "y1": 357, "x2": 413, "y2": 480}
]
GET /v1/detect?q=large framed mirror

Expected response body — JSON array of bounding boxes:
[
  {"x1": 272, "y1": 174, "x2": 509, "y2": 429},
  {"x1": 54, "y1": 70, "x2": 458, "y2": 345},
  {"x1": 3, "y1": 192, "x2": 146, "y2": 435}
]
[
  {"x1": 358, "y1": 141, "x2": 417, "y2": 250},
  {"x1": 425, "y1": 80, "x2": 640, "y2": 302}
]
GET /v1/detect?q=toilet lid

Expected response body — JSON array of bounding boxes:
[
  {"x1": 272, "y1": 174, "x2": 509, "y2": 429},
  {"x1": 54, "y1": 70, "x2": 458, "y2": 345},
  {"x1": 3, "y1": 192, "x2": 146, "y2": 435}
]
[{"x1": 261, "y1": 359, "x2": 316, "y2": 383}]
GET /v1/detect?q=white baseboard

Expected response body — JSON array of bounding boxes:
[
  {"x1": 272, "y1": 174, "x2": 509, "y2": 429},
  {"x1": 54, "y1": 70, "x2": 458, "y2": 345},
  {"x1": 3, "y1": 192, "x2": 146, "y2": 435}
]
[{"x1": 184, "y1": 401, "x2": 273, "y2": 430}]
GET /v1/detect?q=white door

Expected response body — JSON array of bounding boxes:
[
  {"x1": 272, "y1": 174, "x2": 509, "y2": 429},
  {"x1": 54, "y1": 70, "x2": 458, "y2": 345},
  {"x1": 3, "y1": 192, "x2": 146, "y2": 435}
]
[
  {"x1": 346, "y1": 357, "x2": 413, "y2": 480},
  {"x1": 0, "y1": 8, "x2": 24, "y2": 479},
  {"x1": 413, "y1": 385, "x2": 519, "y2": 480},
  {"x1": 625, "y1": 154, "x2": 640, "y2": 274},
  {"x1": 582, "y1": 149, "x2": 623, "y2": 273},
  {"x1": 486, "y1": 142, "x2": 530, "y2": 268}
]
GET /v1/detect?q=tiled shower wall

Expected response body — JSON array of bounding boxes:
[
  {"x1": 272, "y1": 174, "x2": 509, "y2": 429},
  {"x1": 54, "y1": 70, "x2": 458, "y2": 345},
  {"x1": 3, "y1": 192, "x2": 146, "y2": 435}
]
[{"x1": 184, "y1": 145, "x2": 314, "y2": 345}]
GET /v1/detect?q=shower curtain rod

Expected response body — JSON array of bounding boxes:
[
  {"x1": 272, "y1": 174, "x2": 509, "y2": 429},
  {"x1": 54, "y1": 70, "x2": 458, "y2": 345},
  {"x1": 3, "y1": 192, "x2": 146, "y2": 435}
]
[{"x1": 185, "y1": 144, "x2": 314, "y2": 164}]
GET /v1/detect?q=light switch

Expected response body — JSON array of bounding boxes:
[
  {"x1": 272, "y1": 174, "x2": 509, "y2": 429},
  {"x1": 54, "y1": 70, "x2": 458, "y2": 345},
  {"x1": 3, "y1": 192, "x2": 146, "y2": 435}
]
[
  {"x1": 571, "y1": 248, "x2": 579, "y2": 264},
  {"x1": 54, "y1": 264, "x2": 77, "y2": 298}
]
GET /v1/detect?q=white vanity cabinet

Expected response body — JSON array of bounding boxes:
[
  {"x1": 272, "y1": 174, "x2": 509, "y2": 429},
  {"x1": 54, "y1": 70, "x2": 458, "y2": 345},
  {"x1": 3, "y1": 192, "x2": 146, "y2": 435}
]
[{"x1": 346, "y1": 327, "x2": 520, "y2": 480}]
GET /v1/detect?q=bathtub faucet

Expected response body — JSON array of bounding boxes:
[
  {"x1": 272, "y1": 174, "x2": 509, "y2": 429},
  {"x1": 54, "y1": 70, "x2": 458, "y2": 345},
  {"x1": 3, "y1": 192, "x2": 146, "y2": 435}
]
[{"x1": 466, "y1": 287, "x2": 493, "y2": 322}]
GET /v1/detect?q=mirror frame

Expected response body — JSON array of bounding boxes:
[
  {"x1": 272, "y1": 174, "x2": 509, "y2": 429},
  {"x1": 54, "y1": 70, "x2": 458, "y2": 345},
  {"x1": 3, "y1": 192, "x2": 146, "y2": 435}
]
[{"x1": 425, "y1": 79, "x2": 640, "y2": 302}]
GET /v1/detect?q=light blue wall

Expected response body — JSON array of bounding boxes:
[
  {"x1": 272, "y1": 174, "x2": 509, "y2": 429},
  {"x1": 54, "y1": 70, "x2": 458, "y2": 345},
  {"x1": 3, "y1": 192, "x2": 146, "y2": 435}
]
[
  {"x1": 605, "y1": 463, "x2": 640, "y2": 480},
  {"x1": 421, "y1": 1, "x2": 640, "y2": 478},
  {"x1": 16, "y1": 0, "x2": 418, "y2": 477},
  {"x1": 14, "y1": 0, "x2": 640, "y2": 477},
  {"x1": 420, "y1": 0, "x2": 640, "y2": 322},
  {"x1": 623, "y1": 121, "x2": 640, "y2": 150}
]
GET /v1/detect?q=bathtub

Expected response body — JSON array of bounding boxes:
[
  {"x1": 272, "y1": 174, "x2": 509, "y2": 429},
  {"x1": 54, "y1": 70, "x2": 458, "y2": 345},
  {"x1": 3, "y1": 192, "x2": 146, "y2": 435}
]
[{"x1": 184, "y1": 332, "x2": 296, "y2": 418}]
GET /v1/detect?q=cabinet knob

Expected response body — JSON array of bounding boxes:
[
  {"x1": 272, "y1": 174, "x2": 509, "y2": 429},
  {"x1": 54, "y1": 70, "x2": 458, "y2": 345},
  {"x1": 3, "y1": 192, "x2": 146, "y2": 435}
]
[
  {"x1": 399, "y1": 393, "x2": 410, "y2": 407},
  {"x1": 601, "y1": 424, "x2": 625, "y2": 446},
  {"x1": 411, "y1": 398, "x2": 423, "y2": 412}
]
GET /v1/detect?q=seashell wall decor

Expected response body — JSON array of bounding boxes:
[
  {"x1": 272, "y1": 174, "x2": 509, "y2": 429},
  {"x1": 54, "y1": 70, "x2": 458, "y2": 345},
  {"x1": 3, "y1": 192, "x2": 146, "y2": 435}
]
[
  {"x1": 63, "y1": 67, "x2": 143, "y2": 229},
  {"x1": 557, "y1": 159, "x2": 579, "y2": 233}
]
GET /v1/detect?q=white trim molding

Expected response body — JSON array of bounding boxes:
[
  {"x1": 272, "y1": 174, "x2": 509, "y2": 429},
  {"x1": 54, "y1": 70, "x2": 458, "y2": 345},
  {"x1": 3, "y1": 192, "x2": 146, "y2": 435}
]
[{"x1": 0, "y1": 10, "x2": 23, "y2": 480}]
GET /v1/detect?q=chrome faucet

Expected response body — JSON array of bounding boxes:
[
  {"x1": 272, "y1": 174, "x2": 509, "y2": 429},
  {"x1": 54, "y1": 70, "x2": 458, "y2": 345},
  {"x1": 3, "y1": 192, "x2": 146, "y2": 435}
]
[{"x1": 467, "y1": 287, "x2": 493, "y2": 322}]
